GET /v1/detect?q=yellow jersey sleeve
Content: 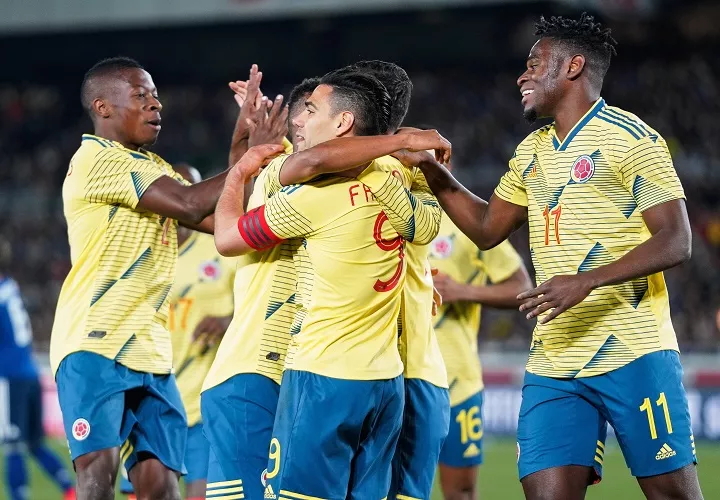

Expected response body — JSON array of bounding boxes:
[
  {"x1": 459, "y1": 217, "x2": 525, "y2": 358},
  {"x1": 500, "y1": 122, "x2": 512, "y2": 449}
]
[
  {"x1": 617, "y1": 136, "x2": 685, "y2": 212},
  {"x1": 260, "y1": 154, "x2": 291, "y2": 199},
  {"x1": 282, "y1": 137, "x2": 294, "y2": 154},
  {"x1": 262, "y1": 186, "x2": 320, "y2": 240},
  {"x1": 494, "y1": 153, "x2": 529, "y2": 207},
  {"x1": 357, "y1": 157, "x2": 442, "y2": 244},
  {"x1": 84, "y1": 148, "x2": 168, "y2": 209}
]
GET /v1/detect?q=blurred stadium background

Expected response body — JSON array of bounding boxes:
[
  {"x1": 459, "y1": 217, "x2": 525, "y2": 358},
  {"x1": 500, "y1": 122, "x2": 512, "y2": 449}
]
[{"x1": 0, "y1": 0, "x2": 718, "y2": 498}]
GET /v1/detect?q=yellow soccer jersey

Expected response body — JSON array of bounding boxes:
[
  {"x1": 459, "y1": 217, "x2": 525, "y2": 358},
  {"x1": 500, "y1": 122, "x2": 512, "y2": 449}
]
[
  {"x1": 360, "y1": 164, "x2": 448, "y2": 389},
  {"x1": 236, "y1": 155, "x2": 443, "y2": 380},
  {"x1": 50, "y1": 134, "x2": 185, "y2": 375},
  {"x1": 494, "y1": 99, "x2": 685, "y2": 378},
  {"x1": 202, "y1": 164, "x2": 299, "y2": 392},
  {"x1": 169, "y1": 233, "x2": 235, "y2": 426},
  {"x1": 429, "y1": 217, "x2": 523, "y2": 405}
]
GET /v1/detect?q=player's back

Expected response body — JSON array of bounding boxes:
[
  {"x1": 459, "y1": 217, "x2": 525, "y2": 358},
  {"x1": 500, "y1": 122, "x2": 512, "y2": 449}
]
[
  {"x1": 51, "y1": 134, "x2": 182, "y2": 376},
  {"x1": 264, "y1": 168, "x2": 406, "y2": 380},
  {"x1": 495, "y1": 99, "x2": 685, "y2": 377},
  {"x1": 0, "y1": 277, "x2": 37, "y2": 379}
]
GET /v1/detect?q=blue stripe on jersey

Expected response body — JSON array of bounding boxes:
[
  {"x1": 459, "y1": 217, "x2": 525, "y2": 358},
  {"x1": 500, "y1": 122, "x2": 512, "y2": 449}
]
[
  {"x1": 602, "y1": 108, "x2": 650, "y2": 137},
  {"x1": 82, "y1": 136, "x2": 108, "y2": 148},
  {"x1": 598, "y1": 111, "x2": 646, "y2": 139},
  {"x1": 129, "y1": 151, "x2": 151, "y2": 161},
  {"x1": 557, "y1": 98, "x2": 606, "y2": 151}
]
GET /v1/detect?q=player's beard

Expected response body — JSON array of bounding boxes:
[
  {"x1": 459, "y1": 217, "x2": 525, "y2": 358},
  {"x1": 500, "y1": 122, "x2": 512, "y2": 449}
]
[{"x1": 523, "y1": 107, "x2": 538, "y2": 123}]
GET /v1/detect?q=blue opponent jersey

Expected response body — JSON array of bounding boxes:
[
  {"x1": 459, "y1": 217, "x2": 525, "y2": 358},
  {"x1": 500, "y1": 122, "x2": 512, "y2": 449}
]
[{"x1": 0, "y1": 277, "x2": 38, "y2": 378}]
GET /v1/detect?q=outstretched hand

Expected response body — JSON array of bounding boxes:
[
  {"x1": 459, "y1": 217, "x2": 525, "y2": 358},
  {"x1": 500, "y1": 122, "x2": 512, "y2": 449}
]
[
  {"x1": 517, "y1": 274, "x2": 595, "y2": 324},
  {"x1": 228, "y1": 64, "x2": 265, "y2": 141},
  {"x1": 247, "y1": 95, "x2": 289, "y2": 148}
]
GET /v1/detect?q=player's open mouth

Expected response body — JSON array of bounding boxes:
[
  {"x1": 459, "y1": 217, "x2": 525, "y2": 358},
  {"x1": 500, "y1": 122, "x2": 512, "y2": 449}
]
[
  {"x1": 147, "y1": 119, "x2": 162, "y2": 131},
  {"x1": 521, "y1": 89, "x2": 534, "y2": 105}
]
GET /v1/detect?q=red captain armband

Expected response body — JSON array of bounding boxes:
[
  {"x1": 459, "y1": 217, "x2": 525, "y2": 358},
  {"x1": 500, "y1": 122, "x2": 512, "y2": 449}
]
[{"x1": 237, "y1": 205, "x2": 284, "y2": 251}]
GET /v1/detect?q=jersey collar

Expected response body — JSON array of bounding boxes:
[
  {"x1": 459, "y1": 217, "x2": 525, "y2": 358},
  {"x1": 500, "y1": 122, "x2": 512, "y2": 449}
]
[
  {"x1": 81, "y1": 134, "x2": 153, "y2": 160},
  {"x1": 550, "y1": 98, "x2": 606, "y2": 151}
]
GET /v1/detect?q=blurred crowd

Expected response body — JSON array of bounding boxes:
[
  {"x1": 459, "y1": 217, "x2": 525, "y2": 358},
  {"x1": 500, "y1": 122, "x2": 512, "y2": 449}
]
[{"x1": 0, "y1": 53, "x2": 718, "y2": 352}]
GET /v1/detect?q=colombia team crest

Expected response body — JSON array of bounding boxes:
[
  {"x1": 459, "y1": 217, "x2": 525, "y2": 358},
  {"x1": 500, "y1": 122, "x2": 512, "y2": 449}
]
[
  {"x1": 570, "y1": 155, "x2": 595, "y2": 183},
  {"x1": 431, "y1": 236, "x2": 453, "y2": 259},
  {"x1": 199, "y1": 260, "x2": 221, "y2": 281}
]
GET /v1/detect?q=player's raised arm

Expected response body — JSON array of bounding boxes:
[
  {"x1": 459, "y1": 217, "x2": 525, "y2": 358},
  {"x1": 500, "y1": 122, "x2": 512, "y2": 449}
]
[
  {"x1": 214, "y1": 144, "x2": 286, "y2": 256},
  {"x1": 392, "y1": 150, "x2": 528, "y2": 250},
  {"x1": 277, "y1": 129, "x2": 451, "y2": 186}
]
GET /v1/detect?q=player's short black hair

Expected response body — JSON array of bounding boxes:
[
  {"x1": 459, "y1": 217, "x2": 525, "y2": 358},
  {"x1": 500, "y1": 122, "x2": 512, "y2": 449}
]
[
  {"x1": 319, "y1": 69, "x2": 392, "y2": 137},
  {"x1": 80, "y1": 56, "x2": 145, "y2": 114},
  {"x1": 536, "y1": 12, "x2": 618, "y2": 85},
  {"x1": 288, "y1": 77, "x2": 320, "y2": 117},
  {"x1": 338, "y1": 61, "x2": 412, "y2": 133}
]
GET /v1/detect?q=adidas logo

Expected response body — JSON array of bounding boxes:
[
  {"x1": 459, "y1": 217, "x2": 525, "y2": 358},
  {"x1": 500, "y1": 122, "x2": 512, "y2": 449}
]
[
  {"x1": 264, "y1": 485, "x2": 277, "y2": 499},
  {"x1": 463, "y1": 443, "x2": 480, "y2": 458},
  {"x1": 655, "y1": 443, "x2": 677, "y2": 460}
]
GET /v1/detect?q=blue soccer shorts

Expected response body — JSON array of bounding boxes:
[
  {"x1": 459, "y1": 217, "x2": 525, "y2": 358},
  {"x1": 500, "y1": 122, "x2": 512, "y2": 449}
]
[
  {"x1": 55, "y1": 351, "x2": 187, "y2": 475},
  {"x1": 517, "y1": 350, "x2": 696, "y2": 482},
  {"x1": 439, "y1": 390, "x2": 485, "y2": 469},
  {"x1": 265, "y1": 370, "x2": 404, "y2": 500},
  {"x1": 201, "y1": 373, "x2": 281, "y2": 500},
  {"x1": 390, "y1": 378, "x2": 450, "y2": 500}
]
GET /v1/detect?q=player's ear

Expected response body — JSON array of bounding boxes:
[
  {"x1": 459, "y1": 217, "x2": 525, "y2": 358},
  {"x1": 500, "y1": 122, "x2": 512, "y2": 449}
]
[
  {"x1": 567, "y1": 54, "x2": 586, "y2": 81},
  {"x1": 92, "y1": 98, "x2": 111, "y2": 119},
  {"x1": 336, "y1": 111, "x2": 355, "y2": 137}
]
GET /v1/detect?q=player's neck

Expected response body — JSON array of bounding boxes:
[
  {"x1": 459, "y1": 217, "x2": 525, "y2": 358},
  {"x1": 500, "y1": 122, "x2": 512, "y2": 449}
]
[
  {"x1": 93, "y1": 126, "x2": 141, "y2": 151},
  {"x1": 552, "y1": 94, "x2": 598, "y2": 142}
]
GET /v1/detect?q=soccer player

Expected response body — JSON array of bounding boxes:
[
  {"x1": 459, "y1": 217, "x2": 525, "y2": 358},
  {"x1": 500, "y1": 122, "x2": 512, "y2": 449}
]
[
  {"x1": 50, "y1": 56, "x2": 279, "y2": 500},
  {"x1": 337, "y1": 61, "x2": 451, "y2": 500},
  {"x1": 201, "y1": 79, "x2": 302, "y2": 500},
  {"x1": 213, "y1": 70, "x2": 451, "y2": 499},
  {"x1": 429, "y1": 212, "x2": 531, "y2": 500},
  {"x1": 401, "y1": 13, "x2": 703, "y2": 500},
  {"x1": 0, "y1": 239, "x2": 76, "y2": 500},
  {"x1": 118, "y1": 165, "x2": 236, "y2": 500}
]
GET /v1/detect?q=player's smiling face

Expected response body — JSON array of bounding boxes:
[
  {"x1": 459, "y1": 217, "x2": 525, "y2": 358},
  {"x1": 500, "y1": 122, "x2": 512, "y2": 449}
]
[
  {"x1": 111, "y1": 68, "x2": 163, "y2": 148},
  {"x1": 517, "y1": 38, "x2": 563, "y2": 123}
]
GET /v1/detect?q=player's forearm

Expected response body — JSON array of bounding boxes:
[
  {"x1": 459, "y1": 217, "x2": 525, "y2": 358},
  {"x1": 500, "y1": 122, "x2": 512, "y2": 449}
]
[
  {"x1": 181, "y1": 171, "x2": 231, "y2": 222},
  {"x1": 463, "y1": 272, "x2": 533, "y2": 308},
  {"x1": 179, "y1": 214, "x2": 215, "y2": 235},
  {"x1": 414, "y1": 160, "x2": 501, "y2": 250},
  {"x1": 279, "y1": 135, "x2": 409, "y2": 186},
  {"x1": 214, "y1": 170, "x2": 250, "y2": 256},
  {"x1": 583, "y1": 226, "x2": 691, "y2": 290}
]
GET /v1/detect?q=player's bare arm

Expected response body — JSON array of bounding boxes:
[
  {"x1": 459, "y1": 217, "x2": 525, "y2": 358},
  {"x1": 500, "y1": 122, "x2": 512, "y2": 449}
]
[
  {"x1": 214, "y1": 144, "x2": 286, "y2": 256},
  {"x1": 192, "y1": 314, "x2": 233, "y2": 348},
  {"x1": 392, "y1": 150, "x2": 528, "y2": 250},
  {"x1": 278, "y1": 129, "x2": 451, "y2": 186},
  {"x1": 434, "y1": 267, "x2": 532, "y2": 308},
  {"x1": 519, "y1": 198, "x2": 691, "y2": 324}
]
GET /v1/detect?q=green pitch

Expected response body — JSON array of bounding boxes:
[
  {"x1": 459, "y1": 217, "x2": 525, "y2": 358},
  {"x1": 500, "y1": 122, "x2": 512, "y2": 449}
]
[{"x1": 1, "y1": 438, "x2": 718, "y2": 499}]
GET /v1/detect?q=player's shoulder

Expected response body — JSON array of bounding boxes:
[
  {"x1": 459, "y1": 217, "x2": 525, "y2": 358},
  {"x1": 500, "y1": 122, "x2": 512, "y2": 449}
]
[
  {"x1": 514, "y1": 124, "x2": 554, "y2": 157},
  {"x1": 370, "y1": 155, "x2": 412, "y2": 187},
  {"x1": 594, "y1": 103, "x2": 664, "y2": 145}
]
